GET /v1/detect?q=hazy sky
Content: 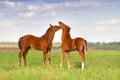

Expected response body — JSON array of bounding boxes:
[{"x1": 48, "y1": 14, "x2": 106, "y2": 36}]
[{"x1": 0, "y1": 0, "x2": 120, "y2": 42}]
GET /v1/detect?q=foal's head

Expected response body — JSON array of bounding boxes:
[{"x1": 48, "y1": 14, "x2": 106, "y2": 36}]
[
  {"x1": 42, "y1": 24, "x2": 61, "y2": 37},
  {"x1": 49, "y1": 24, "x2": 61, "y2": 32},
  {"x1": 58, "y1": 21, "x2": 71, "y2": 32}
]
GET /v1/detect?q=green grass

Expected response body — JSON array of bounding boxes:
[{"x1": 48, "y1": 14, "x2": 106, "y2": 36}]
[{"x1": 0, "y1": 50, "x2": 120, "y2": 80}]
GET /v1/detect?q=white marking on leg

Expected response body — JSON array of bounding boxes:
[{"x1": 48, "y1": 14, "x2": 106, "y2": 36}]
[
  {"x1": 68, "y1": 62, "x2": 71, "y2": 69},
  {"x1": 60, "y1": 63, "x2": 62, "y2": 68},
  {"x1": 60, "y1": 61, "x2": 63, "y2": 68},
  {"x1": 81, "y1": 62, "x2": 84, "y2": 70}
]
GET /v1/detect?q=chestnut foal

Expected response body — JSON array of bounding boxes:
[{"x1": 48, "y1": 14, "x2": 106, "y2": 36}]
[
  {"x1": 18, "y1": 24, "x2": 60, "y2": 67},
  {"x1": 58, "y1": 21, "x2": 87, "y2": 70}
]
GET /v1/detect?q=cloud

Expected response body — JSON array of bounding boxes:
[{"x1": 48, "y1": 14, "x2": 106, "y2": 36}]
[
  {"x1": 43, "y1": 11, "x2": 56, "y2": 17},
  {"x1": 95, "y1": 26, "x2": 108, "y2": 32},
  {"x1": 2, "y1": 0, "x2": 16, "y2": 8},
  {"x1": 42, "y1": 0, "x2": 64, "y2": 3},
  {"x1": 25, "y1": 0, "x2": 111, "y2": 12},
  {"x1": 27, "y1": 5, "x2": 40, "y2": 11},
  {"x1": 42, "y1": 0, "x2": 110, "y2": 9},
  {"x1": 42, "y1": 0, "x2": 110, "y2": 8},
  {"x1": 0, "y1": 20, "x2": 15, "y2": 27},
  {"x1": 18, "y1": 11, "x2": 36, "y2": 17},
  {"x1": 0, "y1": 0, "x2": 113, "y2": 18},
  {"x1": 95, "y1": 18, "x2": 120, "y2": 32},
  {"x1": 0, "y1": 0, "x2": 23, "y2": 8},
  {"x1": 97, "y1": 18, "x2": 120, "y2": 25}
]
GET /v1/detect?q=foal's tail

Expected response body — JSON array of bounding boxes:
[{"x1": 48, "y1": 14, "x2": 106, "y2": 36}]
[
  {"x1": 83, "y1": 40, "x2": 88, "y2": 53},
  {"x1": 18, "y1": 37, "x2": 23, "y2": 50}
]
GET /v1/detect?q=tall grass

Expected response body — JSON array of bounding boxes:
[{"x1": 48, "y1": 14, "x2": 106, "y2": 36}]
[{"x1": 0, "y1": 50, "x2": 120, "y2": 80}]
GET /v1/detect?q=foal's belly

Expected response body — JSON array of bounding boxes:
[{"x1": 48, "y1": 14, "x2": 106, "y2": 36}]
[{"x1": 64, "y1": 45, "x2": 76, "y2": 52}]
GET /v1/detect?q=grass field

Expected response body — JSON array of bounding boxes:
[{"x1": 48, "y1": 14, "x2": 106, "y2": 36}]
[{"x1": 0, "y1": 50, "x2": 120, "y2": 80}]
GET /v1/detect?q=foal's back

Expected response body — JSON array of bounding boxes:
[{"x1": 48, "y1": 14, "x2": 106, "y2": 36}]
[{"x1": 19, "y1": 34, "x2": 46, "y2": 50}]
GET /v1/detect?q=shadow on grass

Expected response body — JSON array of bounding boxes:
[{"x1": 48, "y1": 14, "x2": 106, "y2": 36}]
[{"x1": 73, "y1": 62, "x2": 82, "y2": 69}]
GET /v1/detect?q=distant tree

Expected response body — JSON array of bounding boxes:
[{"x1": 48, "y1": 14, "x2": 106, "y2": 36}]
[{"x1": 88, "y1": 42, "x2": 120, "y2": 50}]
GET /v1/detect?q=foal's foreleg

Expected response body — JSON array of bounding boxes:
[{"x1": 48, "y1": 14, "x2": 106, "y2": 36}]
[
  {"x1": 66, "y1": 52, "x2": 71, "y2": 69},
  {"x1": 60, "y1": 51, "x2": 65, "y2": 68},
  {"x1": 42, "y1": 51, "x2": 46, "y2": 66},
  {"x1": 47, "y1": 51, "x2": 51, "y2": 65}
]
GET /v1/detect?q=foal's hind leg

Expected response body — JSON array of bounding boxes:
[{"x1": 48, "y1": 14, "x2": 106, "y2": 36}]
[
  {"x1": 79, "y1": 51, "x2": 85, "y2": 70},
  {"x1": 18, "y1": 50, "x2": 25, "y2": 67},
  {"x1": 18, "y1": 51, "x2": 22, "y2": 67},
  {"x1": 23, "y1": 48, "x2": 29, "y2": 67}
]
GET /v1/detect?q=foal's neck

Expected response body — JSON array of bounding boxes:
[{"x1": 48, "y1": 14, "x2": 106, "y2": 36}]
[
  {"x1": 62, "y1": 30, "x2": 71, "y2": 40},
  {"x1": 44, "y1": 31, "x2": 55, "y2": 42}
]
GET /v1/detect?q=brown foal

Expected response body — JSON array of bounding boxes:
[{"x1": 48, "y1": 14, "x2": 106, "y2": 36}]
[
  {"x1": 58, "y1": 21, "x2": 87, "y2": 70},
  {"x1": 18, "y1": 24, "x2": 60, "y2": 67}
]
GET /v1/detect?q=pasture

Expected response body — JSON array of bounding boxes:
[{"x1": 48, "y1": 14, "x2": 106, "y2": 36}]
[{"x1": 0, "y1": 49, "x2": 120, "y2": 80}]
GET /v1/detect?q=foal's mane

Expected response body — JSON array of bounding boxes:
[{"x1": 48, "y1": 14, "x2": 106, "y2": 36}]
[{"x1": 41, "y1": 27, "x2": 51, "y2": 37}]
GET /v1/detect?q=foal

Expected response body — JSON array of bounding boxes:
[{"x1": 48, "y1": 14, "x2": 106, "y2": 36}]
[
  {"x1": 58, "y1": 21, "x2": 87, "y2": 70},
  {"x1": 18, "y1": 24, "x2": 60, "y2": 67}
]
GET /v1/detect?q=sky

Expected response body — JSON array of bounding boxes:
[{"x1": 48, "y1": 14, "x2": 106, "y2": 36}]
[{"x1": 0, "y1": 0, "x2": 120, "y2": 42}]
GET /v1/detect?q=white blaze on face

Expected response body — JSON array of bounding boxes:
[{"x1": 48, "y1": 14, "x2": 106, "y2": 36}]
[{"x1": 81, "y1": 62, "x2": 84, "y2": 70}]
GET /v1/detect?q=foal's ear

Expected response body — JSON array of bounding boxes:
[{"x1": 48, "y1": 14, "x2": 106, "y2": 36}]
[
  {"x1": 50, "y1": 24, "x2": 53, "y2": 27},
  {"x1": 69, "y1": 27, "x2": 71, "y2": 29}
]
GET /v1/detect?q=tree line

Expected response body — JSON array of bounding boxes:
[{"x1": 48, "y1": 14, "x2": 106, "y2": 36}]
[
  {"x1": 88, "y1": 42, "x2": 120, "y2": 50},
  {"x1": 52, "y1": 42, "x2": 120, "y2": 50}
]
